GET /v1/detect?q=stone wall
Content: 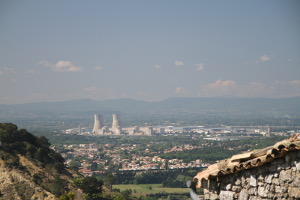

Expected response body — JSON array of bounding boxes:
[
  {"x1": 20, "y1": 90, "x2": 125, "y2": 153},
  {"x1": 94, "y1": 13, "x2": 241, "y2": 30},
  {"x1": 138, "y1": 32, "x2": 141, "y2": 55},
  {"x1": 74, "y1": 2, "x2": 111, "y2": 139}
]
[{"x1": 202, "y1": 150, "x2": 300, "y2": 200}]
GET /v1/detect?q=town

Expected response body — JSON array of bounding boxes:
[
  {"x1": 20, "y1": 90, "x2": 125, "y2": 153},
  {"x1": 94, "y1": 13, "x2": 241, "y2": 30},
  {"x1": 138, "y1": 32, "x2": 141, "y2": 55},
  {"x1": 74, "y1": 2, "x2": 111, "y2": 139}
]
[
  {"x1": 53, "y1": 128, "x2": 296, "y2": 179},
  {"x1": 58, "y1": 142, "x2": 209, "y2": 177}
]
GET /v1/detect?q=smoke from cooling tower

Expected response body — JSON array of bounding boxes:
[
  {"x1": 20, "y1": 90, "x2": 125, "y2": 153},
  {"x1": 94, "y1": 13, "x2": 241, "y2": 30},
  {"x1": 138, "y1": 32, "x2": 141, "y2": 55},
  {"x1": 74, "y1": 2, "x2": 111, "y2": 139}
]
[
  {"x1": 112, "y1": 114, "x2": 121, "y2": 130},
  {"x1": 92, "y1": 114, "x2": 103, "y2": 134}
]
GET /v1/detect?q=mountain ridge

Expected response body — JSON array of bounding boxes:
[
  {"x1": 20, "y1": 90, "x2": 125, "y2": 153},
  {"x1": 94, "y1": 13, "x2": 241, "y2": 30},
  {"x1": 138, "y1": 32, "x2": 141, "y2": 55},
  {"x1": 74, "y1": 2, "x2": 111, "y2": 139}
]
[{"x1": 1, "y1": 97, "x2": 300, "y2": 118}]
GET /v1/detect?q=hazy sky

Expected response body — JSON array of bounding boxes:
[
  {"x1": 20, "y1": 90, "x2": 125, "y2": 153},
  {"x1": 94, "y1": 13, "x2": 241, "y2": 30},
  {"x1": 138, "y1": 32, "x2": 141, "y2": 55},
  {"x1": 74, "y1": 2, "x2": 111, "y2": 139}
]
[{"x1": 1, "y1": 0, "x2": 300, "y2": 104}]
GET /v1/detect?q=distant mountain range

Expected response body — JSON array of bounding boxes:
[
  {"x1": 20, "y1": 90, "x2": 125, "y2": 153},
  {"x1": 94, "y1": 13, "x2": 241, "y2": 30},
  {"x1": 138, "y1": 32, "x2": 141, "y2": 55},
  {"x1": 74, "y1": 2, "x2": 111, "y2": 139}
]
[{"x1": 1, "y1": 97, "x2": 300, "y2": 117}]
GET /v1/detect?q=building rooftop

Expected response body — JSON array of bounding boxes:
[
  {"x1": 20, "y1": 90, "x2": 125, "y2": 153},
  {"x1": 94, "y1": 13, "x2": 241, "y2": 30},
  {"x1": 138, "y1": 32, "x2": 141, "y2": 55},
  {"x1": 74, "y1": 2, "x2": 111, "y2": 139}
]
[{"x1": 193, "y1": 134, "x2": 300, "y2": 188}]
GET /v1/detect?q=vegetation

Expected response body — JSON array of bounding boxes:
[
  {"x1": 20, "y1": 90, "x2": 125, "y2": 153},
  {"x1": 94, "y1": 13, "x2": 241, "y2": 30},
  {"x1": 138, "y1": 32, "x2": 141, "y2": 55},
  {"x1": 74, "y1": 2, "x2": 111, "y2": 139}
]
[
  {"x1": 160, "y1": 136, "x2": 286, "y2": 163},
  {"x1": 114, "y1": 184, "x2": 194, "y2": 199},
  {"x1": 0, "y1": 123, "x2": 65, "y2": 171},
  {"x1": 0, "y1": 123, "x2": 73, "y2": 198},
  {"x1": 114, "y1": 184, "x2": 189, "y2": 194},
  {"x1": 0, "y1": 123, "x2": 139, "y2": 200}
]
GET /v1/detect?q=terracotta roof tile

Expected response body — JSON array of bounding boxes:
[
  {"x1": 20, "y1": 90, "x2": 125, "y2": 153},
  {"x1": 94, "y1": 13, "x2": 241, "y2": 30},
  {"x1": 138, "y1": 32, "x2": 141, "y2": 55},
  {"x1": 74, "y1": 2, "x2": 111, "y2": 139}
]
[{"x1": 194, "y1": 134, "x2": 300, "y2": 188}]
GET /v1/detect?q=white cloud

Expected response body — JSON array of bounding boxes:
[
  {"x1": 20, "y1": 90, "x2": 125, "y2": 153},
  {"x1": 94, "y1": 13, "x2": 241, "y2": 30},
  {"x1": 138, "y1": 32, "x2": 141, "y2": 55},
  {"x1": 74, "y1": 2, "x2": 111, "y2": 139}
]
[
  {"x1": 289, "y1": 80, "x2": 300, "y2": 86},
  {"x1": 243, "y1": 54, "x2": 272, "y2": 65},
  {"x1": 94, "y1": 66, "x2": 103, "y2": 71},
  {"x1": 194, "y1": 63, "x2": 205, "y2": 71},
  {"x1": 255, "y1": 54, "x2": 271, "y2": 63},
  {"x1": 200, "y1": 80, "x2": 273, "y2": 97},
  {"x1": 154, "y1": 64, "x2": 161, "y2": 69},
  {"x1": 54, "y1": 61, "x2": 82, "y2": 72},
  {"x1": 39, "y1": 60, "x2": 82, "y2": 72},
  {"x1": 175, "y1": 87, "x2": 188, "y2": 95},
  {"x1": 38, "y1": 61, "x2": 52, "y2": 68},
  {"x1": 208, "y1": 80, "x2": 236, "y2": 88},
  {"x1": 0, "y1": 67, "x2": 16, "y2": 75},
  {"x1": 175, "y1": 61, "x2": 184, "y2": 66}
]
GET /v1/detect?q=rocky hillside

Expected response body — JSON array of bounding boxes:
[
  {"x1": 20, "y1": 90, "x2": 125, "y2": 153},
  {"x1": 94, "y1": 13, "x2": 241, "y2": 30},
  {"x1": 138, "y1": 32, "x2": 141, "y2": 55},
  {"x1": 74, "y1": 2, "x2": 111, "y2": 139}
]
[
  {"x1": 0, "y1": 123, "x2": 84, "y2": 200},
  {"x1": 0, "y1": 123, "x2": 139, "y2": 200}
]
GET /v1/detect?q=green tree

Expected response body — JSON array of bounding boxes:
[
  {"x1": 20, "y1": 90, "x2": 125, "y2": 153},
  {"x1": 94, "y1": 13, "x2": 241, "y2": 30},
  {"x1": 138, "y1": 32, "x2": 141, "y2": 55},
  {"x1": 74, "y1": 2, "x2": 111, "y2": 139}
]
[
  {"x1": 121, "y1": 189, "x2": 132, "y2": 199},
  {"x1": 90, "y1": 162, "x2": 98, "y2": 171},
  {"x1": 51, "y1": 175, "x2": 67, "y2": 197},
  {"x1": 69, "y1": 160, "x2": 81, "y2": 171},
  {"x1": 78, "y1": 177, "x2": 103, "y2": 195},
  {"x1": 105, "y1": 174, "x2": 116, "y2": 192},
  {"x1": 67, "y1": 192, "x2": 75, "y2": 200}
]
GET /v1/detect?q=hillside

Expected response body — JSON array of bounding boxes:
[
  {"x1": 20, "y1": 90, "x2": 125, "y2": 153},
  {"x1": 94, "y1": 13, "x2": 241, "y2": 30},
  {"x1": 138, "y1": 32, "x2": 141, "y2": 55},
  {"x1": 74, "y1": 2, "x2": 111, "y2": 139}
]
[
  {"x1": 0, "y1": 123, "x2": 84, "y2": 200},
  {"x1": 0, "y1": 123, "x2": 142, "y2": 200}
]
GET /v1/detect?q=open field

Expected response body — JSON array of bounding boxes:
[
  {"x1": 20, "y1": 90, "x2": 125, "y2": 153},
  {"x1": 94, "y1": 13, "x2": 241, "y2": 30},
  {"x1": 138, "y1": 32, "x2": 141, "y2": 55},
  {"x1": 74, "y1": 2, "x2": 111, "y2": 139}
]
[{"x1": 114, "y1": 184, "x2": 189, "y2": 195}]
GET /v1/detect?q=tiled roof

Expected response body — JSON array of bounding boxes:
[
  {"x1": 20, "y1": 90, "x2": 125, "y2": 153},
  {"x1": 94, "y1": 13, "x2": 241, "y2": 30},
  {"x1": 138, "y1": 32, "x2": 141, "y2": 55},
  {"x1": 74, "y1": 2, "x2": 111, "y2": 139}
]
[{"x1": 194, "y1": 134, "x2": 300, "y2": 188}]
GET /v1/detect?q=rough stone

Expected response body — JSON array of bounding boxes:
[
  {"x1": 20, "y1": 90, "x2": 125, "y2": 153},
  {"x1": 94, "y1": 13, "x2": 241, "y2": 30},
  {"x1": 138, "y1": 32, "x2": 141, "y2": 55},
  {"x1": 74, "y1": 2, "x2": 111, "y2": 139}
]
[
  {"x1": 235, "y1": 179, "x2": 241, "y2": 186},
  {"x1": 250, "y1": 175, "x2": 257, "y2": 187},
  {"x1": 232, "y1": 186, "x2": 241, "y2": 193},
  {"x1": 265, "y1": 174, "x2": 273, "y2": 184},
  {"x1": 267, "y1": 192, "x2": 275, "y2": 199},
  {"x1": 279, "y1": 169, "x2": 293, "y2": 183},
  {"x1": 257, "y1": 175, "x2": 264, "y2": 182},
  {"x1": 269, "y1": 184, "x2": 275, "y2": 193},
  {"x1": 204, "y1": 193, "x2": 210, "y2": 200},
  {"x1": 209, "y1": 192, "x2": 219, "y2": 200},
  {"x1": 257, "y1": 182, "x2": 264, "y2": 186},
  {"x1": 257, "y1": 185, "x2": 268, "y2": 197},
  {"x1": 289, "y1": 186, "x2": 300, "y2": 198},
  {"x1": 201, "y1": 151, "x2": 300, "y2": 200},
  {"x1": 248, "y1": 187, "x2": 257, "y2": 195},
  {"x1": 249, "y1": 196, "x2": 262, "y2": 200},
  {"x1": 238, "y1": 188, "x2": 249, "y2": 200},
  {"x1": 241, "y1": 176, "x2": 246, "y2": 186},
  {"x1": 292, "y1": 174, "x2": 300, "y2": 186},
  {"x1": 275, "y1": 185, "x2": 287, "y2": 193},
  {"x1": 225, "y1": 183, "x2": 232, "y2": 190},
  {"x1": 219, "y1": 190, "x2": 234, "y2": 200},
  {"x1": 295, "y1": 161, "x2": 300, "y2": 171},
  {"x1": 272, "y1": 178, "x2": 279, "y2": 185}
]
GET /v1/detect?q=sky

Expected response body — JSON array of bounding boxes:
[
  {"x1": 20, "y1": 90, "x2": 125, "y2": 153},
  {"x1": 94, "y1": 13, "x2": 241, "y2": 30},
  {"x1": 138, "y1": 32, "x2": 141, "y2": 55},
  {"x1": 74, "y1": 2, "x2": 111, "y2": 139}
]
[{"x1": 0, "y1": 0, "x2": 300, "y2": 104}]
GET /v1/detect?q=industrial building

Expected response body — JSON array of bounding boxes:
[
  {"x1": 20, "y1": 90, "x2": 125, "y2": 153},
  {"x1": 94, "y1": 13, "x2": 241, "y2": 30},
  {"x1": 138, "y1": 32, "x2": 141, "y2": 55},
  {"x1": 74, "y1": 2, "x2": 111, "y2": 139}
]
[{"x1": 92, "y1": 114, "x2": 122, "y2": 135}]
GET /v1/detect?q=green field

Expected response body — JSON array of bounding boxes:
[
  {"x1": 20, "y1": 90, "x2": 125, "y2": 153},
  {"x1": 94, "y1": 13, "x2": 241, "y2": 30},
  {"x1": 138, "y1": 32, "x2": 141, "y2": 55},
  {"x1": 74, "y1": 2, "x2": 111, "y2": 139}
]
[{"x1": 114, "y1": 184, "x2": 189, "y2": 195}]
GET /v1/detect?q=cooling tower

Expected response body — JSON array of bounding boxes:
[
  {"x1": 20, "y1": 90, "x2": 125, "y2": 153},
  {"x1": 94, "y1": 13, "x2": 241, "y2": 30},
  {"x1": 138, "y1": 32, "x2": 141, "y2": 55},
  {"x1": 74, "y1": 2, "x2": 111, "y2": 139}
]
[
  {"x1": 92, "y1": 114, "x2": 103, "y2": 134},
  {"x1": 112, "y1": 114, "x2": 121, "y2": 130}
]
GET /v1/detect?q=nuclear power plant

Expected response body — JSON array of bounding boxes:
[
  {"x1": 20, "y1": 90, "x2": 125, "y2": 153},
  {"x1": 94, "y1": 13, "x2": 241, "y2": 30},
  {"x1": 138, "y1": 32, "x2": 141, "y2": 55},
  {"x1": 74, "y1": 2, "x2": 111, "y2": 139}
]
[
  {"x1": 111, "y1": 114, "x2": 122, "y2": 134},
  {"x1": 92, "y1": 114, "x2": 123, "y2": 135},
  {"x1": 92, "y1": 114, "x2": 103, "y2": 134},
  {"x1": 65, "y1": 116, "x2": 273, "y2": 137},
  {"x1": 92, "y1": 114, "x2": 154, "y2": 135}
]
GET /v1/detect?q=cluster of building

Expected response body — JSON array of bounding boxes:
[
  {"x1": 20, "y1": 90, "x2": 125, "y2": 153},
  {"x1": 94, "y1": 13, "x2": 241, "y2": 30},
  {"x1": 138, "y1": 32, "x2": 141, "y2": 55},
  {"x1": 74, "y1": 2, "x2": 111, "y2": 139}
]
[
  {"x1": 92, "y1": 114, "x2": 156, "y2": 135},
  {"x1": 60, "y1": 143, "x2": 209, "y2": 176},
  {"x1": 65, "y1": 116, "x2": 273, "y2": 138},
  {"x1": 64, "y1": 114, "x2": 274, "y2": 137},
  {"x1": 119, "y1": 156, "x2": 206, "y2": 171}
]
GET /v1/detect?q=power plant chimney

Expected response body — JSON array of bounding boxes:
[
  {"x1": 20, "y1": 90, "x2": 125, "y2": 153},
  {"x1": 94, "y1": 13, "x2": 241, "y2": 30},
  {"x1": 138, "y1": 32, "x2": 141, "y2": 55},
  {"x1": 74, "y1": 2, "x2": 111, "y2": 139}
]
[
  {"x1": 92, "y1": 114, "x2": 103, "y2": 134},
  {"x1": 112, "y1": 114, "x2": 121, "y2": 130}
]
